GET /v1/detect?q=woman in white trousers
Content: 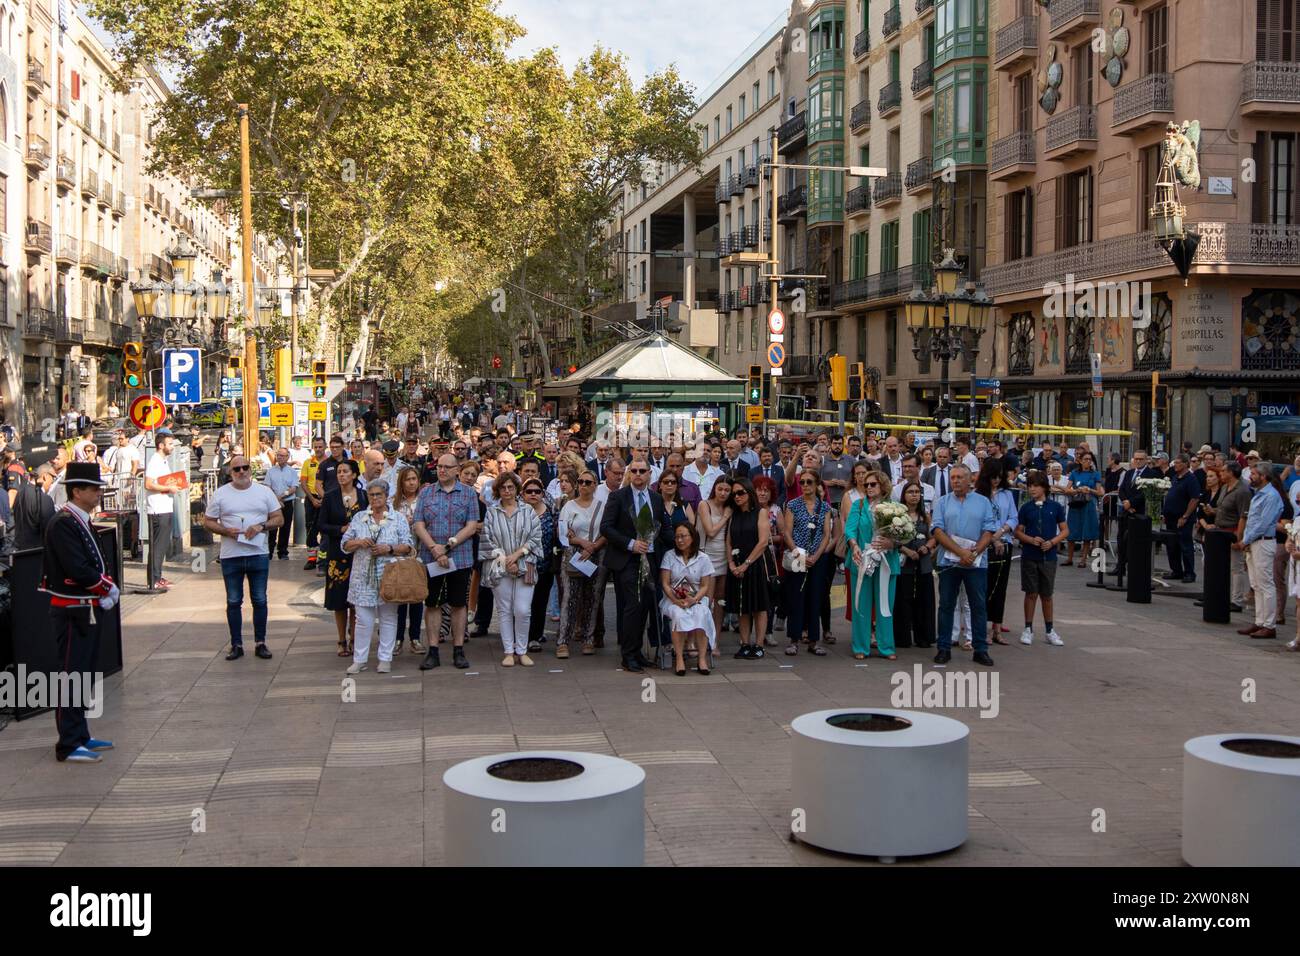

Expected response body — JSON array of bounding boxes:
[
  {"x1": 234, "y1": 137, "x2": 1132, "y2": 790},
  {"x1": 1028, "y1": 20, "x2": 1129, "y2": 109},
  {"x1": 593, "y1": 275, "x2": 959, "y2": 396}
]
[
  {"x1": 342, "y1": 481, "x2": 415, "y2": 674},
  {"x1": 482, "y1": 471, "x2": 544, "y2": 667}
]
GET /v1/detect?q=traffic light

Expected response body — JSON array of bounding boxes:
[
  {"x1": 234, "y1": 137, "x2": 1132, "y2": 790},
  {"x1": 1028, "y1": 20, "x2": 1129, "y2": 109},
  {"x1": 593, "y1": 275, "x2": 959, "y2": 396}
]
[
  {"x1": 122, "y1": 342, "x2": 144, "y2": 389},
  {"x1": 829, "y1": 354, "x2": 848, "y2": 402},
  {"x1": 849, "y1": 362, "x2": 865, "y2": 402},
  {"x1": 747, "y1": 364, "x2": 763, "y2": 405},
  {"x1": 228, "y1": 355, "x2": 241, "y2": 375},
  {"x1": 313, "y1": 359, "x2": 327, "y2": 399}
]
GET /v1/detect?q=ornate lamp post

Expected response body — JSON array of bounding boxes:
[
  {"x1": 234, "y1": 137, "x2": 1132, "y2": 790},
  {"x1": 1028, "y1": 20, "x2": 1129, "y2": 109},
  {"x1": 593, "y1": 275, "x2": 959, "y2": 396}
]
[
  {"x1": 131, "y1": 237, "x2": 232, "y2": 352},
  {"x1": 905, "y1": 249, "x2": 992, "y2": 443}
]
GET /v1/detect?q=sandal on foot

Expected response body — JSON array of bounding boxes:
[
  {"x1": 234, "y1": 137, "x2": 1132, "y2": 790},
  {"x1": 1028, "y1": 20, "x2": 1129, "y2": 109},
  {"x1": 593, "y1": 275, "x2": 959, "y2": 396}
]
[
  {"x1": 960, "y1": 639, "x2": 973, "y2": 651},
  {"x1": 853, "y1": 652, "x2": 866, "y2": 660},
  {"x1": 991, "y1": 634, "x2": 1010, "y2": 645},
  {"x1": 785, "y1": 643, "x2": 798, "y2": 655},
  {"x1": 810, "y1": 643, "x2": 828, "y2": 656},
  {"x1": 337, "y1": 641, "x2": 350, "y2": 657}
]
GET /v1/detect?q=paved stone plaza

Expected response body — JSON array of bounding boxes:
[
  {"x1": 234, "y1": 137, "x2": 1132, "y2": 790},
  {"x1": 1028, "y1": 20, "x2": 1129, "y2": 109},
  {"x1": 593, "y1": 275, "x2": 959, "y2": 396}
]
[{"x1": 2, "y1": 552, "x2": 1297, "y2": 867}]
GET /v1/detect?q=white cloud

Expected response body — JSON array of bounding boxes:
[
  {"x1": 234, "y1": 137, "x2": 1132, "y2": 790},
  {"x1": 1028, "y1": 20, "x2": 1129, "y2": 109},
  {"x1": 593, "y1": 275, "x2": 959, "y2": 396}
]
[{"x1": 498, "y1": 0, "x2": 791, "y2": 94}]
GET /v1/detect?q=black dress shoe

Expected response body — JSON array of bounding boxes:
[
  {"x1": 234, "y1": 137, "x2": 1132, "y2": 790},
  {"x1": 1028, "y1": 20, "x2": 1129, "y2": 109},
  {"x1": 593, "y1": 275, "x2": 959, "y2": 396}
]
[
  {"x1": 1162, "y1": 571, "x2": 1183, "y2": 580},
  {"x1": 453, "y1": 647, "x2": 470, "y2": 669},
  {"x1": 1183, "y1": 574, "x2": 1197, "y2": 584},
  {"x1": 225, "y1": 645, "x2": 245, "y2": 661},
  {"x1": 254, "y1": 643, "x2": 272, "y2": 659},
  {"x1": 622, "y1": 657, "x2": 644, "y2": 673},
  {"x1": 420, "y1": 647, "x2": 441, "y2": 670},
  {"x1": 933, "y1": 649, "x2": 951, "y2": 664},
  {"x1": 972, "y1": 651, "x2": 995, "y2": 666}
]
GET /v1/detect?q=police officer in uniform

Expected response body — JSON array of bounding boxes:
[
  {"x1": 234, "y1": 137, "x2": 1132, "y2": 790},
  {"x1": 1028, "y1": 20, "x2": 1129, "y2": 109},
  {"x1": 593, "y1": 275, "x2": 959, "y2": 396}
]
[{"x1": 40, "y1": 462, "x2": 119, "y2": 764}]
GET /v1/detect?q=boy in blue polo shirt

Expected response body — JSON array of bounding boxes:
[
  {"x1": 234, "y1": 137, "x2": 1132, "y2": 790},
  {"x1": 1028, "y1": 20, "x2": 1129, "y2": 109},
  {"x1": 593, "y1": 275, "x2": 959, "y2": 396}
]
[{"x1": 1014, "y1": 471, "x2": 1069, "y2": 646}]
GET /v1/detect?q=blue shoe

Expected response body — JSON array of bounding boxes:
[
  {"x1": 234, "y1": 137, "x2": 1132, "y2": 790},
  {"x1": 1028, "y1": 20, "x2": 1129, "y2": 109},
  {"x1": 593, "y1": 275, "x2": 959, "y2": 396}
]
[
  {"x1": 86, "y1": 738, "x2": 114, "y2": 751},
  {"x1": 60, "y1": 746, "x2": 102, "y2": 763}
]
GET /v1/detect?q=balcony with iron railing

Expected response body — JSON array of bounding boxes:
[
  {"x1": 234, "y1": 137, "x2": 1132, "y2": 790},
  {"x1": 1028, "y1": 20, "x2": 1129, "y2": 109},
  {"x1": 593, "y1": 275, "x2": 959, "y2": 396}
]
[
  {"x1": 114, "y1": 256, "x2": 129, "y2": 280},
  {"x1": 882, "y1": 3, "x2": 901, "y2": 38},
  {"x1": 877, "y1": 80, "x2": 902, "y2": 117},
  {"x1": 832, "y1": 262, "x2": 934, "y2": 309},
  {"x1": 849, "y1": 99, "x2": 871, "y2": 133},
  {"x1": 742, "y1": 225, "x2": 759, "y2": 249},
  {"x1": 25, "y1": 219, "x2": 52, "y2": 255},
  {"x1": 915, "y1": 0, "x2": 934, "y2": 15},
  {"x1": 81, "y1": 171, "x2": 99, "y2": 200},
  {"x1": 718, "y1": 234, "x2": 733, "y2": 257},
  {"x1": 23, "y1": 307, "x2": 56, "y2": 339},
  {"x1": 1112, "y1": 72, "x2": 1173, "y2": 133},
  {"x1": 729, "y1": 230, "x2": 744, "y2": 253},
  {"x1": 845, "y1": 183, "x2": 871, "y2": 216},
  {"x1": 55, "y1": 235, "x2": 78, "y2": 266},
  {"x1": 83, "y1": 316, "x2": 111, "y2": 345},
  {"x1": 1044, "y1": 104, "x2": 1097, "y2": 159},
  {"x1": 741, "y1": 164, "x2": 761, "y2": 189},
  {"x1": 112, "y1": 190, "x2": 126, "y2": 217},
  {"x1": 728, "y1": 174, "x2": 745, "y2": 197},
  {"x1": 905, "y1": 157, "x2": 932, "y2": 193},
  {"x1": 873, "y1": 172, "x2": 902, "y2": 205},
  {"x1": 994, "y1": 14, "x2": 1038, "y2": 70},
  {"x1": 25, "y1": 133, "x2": 50, "y2": 169},
  {"x1": 149, "y1": 253, "x2": 173, "y2": 281},
  {"x1": 778, "y1": 110, "x2": 807, "y2": 151},
  {"x1": 97, "y1": 182, "x2": 113, "y2": 210},
  {"x1": 58, "y1": 83, "x2": 70, "y2": 115},
  {"x1": 912, "y1": 60, "x2": 933, "y2": 96},
  {"x1": 111, "y1": 322, "x2": 132, "y2": 347},
  {"x1": 26, "y1": 61, "x2": 46, "y2": 92},
  {"x1": 1048, "y1": 0, "x2": 1100, "y2": 41},
  {"x1": 113, "y1": 131, "x2": 122, "y2": 155},
  {"x1": 785, "y1": 354, "x2": 819, "y2": 379},
  {"x1": 1240, "y1": 61, "x2": 1300, "y2": 115},
  {"x1": 54, "y1": 314, "x2": 84, "y2": 344},
  {"x1": 853, "y1": 29, "x2": 870, "y2": 61},
  {"x1": 56, "y1": 155, "x2": 76, "y2": 189},
  {"x1": 990, "y1": 129, "x2": 1036, "y2": 180},
  {"x1": 777, "y1": 184, "x2": 808, "y2": 222}
]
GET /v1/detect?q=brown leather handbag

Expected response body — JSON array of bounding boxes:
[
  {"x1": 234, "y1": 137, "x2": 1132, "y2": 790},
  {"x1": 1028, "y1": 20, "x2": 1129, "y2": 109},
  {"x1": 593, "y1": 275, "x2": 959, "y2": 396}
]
[{"x1": 380, "y1": 557, "x2": 429, "y2": 604}]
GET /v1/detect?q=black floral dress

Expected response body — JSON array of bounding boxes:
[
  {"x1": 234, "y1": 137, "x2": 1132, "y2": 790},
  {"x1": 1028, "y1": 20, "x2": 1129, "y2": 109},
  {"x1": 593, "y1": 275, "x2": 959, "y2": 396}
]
[
  {"x1": 320, "y1": 487, "x2": 364, "y2": 611},
  {"x1": 725, "y1": 507, "x2": 772, "y2": 616}
]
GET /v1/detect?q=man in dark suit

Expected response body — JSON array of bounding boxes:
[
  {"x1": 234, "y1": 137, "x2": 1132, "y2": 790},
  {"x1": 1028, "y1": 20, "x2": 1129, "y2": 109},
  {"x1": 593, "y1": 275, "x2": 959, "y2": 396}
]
[
  {"x1": 721, "y1": 439, "x2": 751, "y2": 478},
  {"x1": 921, "y1": 445, "x2": 954, "y2": 498},
  {"x1": 1112, "y1": 449, "x2": 1158, "y2": 578},
  {"x1": 752, "y1": 445, "x2": 786, "y2": 501},
  {"x1": 599, "y1": 459, "x2": 675, "y2": 672}
]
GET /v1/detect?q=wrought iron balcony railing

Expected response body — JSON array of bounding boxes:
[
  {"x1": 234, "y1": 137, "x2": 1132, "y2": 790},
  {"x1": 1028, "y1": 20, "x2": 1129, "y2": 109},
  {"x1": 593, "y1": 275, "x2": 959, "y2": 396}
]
[{"x1": 1112, "y1": 72, "x2": 1173, "y2": 127}]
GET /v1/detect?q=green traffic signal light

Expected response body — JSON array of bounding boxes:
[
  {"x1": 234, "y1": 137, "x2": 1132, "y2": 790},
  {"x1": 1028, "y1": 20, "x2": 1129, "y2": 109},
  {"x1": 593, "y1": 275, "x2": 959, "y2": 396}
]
[
  {"x1": 125, "y1": 373, "x2": 141, "y2": 388},
  {"x1": 749, "y1": 387, "x2": 761, "y2": 403}
]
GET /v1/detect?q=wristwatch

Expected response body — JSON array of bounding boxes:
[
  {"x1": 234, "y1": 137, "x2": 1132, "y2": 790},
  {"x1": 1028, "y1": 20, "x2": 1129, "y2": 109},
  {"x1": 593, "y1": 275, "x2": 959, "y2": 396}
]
[{"x1": 448, "y1": 536, "x2": 457, "y2": 548}]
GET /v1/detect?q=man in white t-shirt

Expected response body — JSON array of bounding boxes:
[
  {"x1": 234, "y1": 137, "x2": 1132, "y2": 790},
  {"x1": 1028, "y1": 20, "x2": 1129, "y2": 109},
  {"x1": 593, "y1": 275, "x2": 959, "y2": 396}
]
[
  {"x1": 144, "y1": 429, "x2": 179, "y2": 590},
  {"x1": 287, "y1": 435, "x2": 311, "y2": 467},
  {"x1": 202, "y1": 454, "x2": 284, "y2": 660},
  {"x1": 103, "y1": 429, "x2": 142, "y2": 503}
]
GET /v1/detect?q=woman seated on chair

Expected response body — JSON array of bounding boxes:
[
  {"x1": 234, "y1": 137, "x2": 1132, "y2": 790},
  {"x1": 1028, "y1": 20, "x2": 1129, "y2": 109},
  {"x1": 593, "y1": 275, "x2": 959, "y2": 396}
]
[{"x1": 659, "y1": 522, "x2": 716, "y2": 676}]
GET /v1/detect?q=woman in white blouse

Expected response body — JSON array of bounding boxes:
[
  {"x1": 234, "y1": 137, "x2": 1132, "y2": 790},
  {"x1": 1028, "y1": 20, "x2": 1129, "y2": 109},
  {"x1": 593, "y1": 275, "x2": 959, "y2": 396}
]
[
  {"x1": 481, "y1": 471, "x2": 543, "y2": 667},
  {"x1": 659, "y1": 522, "x2": 716, "y2": 675}
]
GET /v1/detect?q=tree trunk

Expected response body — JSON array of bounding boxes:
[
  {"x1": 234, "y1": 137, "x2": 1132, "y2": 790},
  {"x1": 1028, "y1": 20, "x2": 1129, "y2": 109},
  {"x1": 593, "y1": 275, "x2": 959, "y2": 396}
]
[{"x1": 315, "y1": 224, "x2": 386, "y2": 367}]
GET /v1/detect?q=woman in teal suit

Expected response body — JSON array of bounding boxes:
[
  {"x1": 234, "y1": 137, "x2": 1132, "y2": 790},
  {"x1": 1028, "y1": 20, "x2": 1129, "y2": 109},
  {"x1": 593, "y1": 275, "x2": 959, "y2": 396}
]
[{"x1": 845, "y1": 470, "x2": 900, "y2": 660}]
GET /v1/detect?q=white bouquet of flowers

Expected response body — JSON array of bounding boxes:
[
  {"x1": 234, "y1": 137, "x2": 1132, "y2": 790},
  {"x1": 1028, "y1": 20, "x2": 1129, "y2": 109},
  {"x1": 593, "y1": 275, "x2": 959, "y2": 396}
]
[
  {"x1": 872, "y1": 500, "x2": 916, "y2": 544},
  {"x1": 851, "y1": 500, "x2": 915, "y2": 620},
  {"x1": 1134, "y1": 476, "x2": 1171, "y2": 518}
]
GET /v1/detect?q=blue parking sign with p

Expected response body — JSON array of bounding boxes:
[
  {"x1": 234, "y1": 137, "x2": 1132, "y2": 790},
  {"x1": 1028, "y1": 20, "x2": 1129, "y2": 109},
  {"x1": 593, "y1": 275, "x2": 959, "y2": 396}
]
[
  {"x1": 257, "y1": 390, "x2": 274, "y2": 425},
  {"x1": 163, "y1": 348, "x2": 202, "y2": 405}
]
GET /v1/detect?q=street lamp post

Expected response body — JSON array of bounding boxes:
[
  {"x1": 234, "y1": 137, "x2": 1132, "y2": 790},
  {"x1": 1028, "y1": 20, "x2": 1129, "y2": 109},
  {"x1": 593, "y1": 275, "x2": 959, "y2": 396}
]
[{"x1": 905, "y1": 249, "x2": 992, "y2": 445}]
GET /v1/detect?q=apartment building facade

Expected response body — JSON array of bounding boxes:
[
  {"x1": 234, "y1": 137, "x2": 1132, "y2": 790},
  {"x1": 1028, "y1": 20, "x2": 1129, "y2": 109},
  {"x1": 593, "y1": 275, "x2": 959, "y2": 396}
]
[
  {"x1": 982, "y1": 0, "x2": 1300, "y2": 457},
  {"x1": 0, "y1": 1, "x2": 280, "y2": 439}
]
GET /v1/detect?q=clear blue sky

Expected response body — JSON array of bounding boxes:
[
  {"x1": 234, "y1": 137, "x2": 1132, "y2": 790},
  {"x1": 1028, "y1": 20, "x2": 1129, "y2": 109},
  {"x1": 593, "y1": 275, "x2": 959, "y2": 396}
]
[{"x1": 499, "y1": 0, "x2": 792, "y2": 96}]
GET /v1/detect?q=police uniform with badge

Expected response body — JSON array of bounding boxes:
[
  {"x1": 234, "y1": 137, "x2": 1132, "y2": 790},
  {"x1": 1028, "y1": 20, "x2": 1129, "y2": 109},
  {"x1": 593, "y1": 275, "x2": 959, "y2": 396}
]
[{"x1": 39, "y1": 462, "x2": 118, "y2": 763}]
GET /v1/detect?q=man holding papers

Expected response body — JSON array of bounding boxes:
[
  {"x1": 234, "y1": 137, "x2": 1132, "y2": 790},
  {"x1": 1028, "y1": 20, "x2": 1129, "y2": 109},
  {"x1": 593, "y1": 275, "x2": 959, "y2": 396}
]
[{"x1": 411, "y1": 454, "x2": 480, "y2": 670}]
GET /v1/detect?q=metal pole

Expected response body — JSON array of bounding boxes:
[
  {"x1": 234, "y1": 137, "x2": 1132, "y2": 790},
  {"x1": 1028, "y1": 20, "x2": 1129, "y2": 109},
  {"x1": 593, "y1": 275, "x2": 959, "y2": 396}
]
[
  {"x1": 940, "y1": 307, "x2": 950, "y2": 430},
  {"x1": 290, "y1": 202, "x2": 299, "y2": 375},
  {"x1": 238, "y1": 104, "x2": 259, "y2": 459},
  {"x1": 969, "y1": 368, "x2": 977, "y2": 447},
  {"x1": 769, "y1": 131, "x2": 780, "y2": 314}
]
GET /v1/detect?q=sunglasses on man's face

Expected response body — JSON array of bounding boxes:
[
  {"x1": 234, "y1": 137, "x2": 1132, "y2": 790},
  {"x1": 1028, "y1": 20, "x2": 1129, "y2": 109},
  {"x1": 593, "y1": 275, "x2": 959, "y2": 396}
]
[
  {"x1": 578, "y1": 479, "x2": 596, "y2": 486},
  {"x1": 231, "y1": 465, "x2": 250, "y2": 473},
  {"x1": 800, "y1": 478, "x2": 816, "y2": 486}
]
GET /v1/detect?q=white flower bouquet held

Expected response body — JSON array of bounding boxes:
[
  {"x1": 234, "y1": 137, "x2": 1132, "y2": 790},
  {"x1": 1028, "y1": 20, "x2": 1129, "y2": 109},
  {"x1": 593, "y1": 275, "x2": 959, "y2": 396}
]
[{"x1": 872, "y1": 500, "x2": 916, "y2": 544}]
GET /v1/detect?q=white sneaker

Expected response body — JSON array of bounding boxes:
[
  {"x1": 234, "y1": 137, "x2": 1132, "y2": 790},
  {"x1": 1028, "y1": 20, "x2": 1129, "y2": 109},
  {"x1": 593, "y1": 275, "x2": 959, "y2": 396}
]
[
  {"x1": 377, "y1": 660, "x2": 391, "y2": 673},
  {"x1": 1046, "y1": 630, "x2": 1064, "y2": 646},
  {"x1": 1019, "y1": 627, "x2": 1034, "y2": 645},
  {"x1": 346, "y1": 662, "x2": 366, "y2": 674}
]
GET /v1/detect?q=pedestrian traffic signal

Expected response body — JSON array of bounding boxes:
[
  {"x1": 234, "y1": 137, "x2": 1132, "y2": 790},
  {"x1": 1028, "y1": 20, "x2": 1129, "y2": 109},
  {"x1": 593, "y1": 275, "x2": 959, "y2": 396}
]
[
  {"x1": 829, "y1": 355, "x2": 848, "y2": 403},
  {"x1": 122, "y1": 342, "x2": 144, "y2": 389},
  {"x1": 849, "y1": 362, "x2": 865, "y2": 402},
  {"x1": 228, "y1": 355, "x2": 241, "y2": 375},
  {"x1": 313, "y1": 359, "x2": 327, "y2": 388},
  {"x1": 747, "y1": 364, "x2": 763, "y2": 405}
]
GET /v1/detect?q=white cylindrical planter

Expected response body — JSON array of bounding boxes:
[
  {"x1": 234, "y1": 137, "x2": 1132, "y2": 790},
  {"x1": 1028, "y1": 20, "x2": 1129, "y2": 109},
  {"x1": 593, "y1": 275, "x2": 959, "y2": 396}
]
[
  {"x1": 791, "y1": 709, "x2": 969, "y2": 860},
  {"x1": 1183, "y1": 734, "x2": 1300, "y2": 867},
  {"x1": 443, "y1": 751, "x2": 646, "y2": 867}
]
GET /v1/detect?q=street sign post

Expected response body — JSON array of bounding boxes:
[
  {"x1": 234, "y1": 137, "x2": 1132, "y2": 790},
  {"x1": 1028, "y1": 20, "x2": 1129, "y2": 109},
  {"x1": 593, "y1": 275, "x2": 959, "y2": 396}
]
[
  {"x1": 745, "y1": 405, "x2": 764, "y2": 424},
  {"x1": 221, "y1": 376, "x2": 243, "y2": 397},
  {"x1": 129, "y1": 395, "x2": 167, "y2": 431},
  {"x1": 257, "y1": 389, "x2": 274, "y2": 426},
  {"x1": 308, "y1": 402, "x2": 328, "y2": 422},
  {"x1": 767, "y1": 342, "x2": 786, "y2": 369},
  {"x1": 162, "y1": 348, "x2": 202, "y2": 405},
  {"x1": 1090, "y1": 353, "x2": 1103, "y2": 399},
  {"x1": 768, "y1": 309, "x2": 785, "y2": 336},
  {"x1": 269, "y1": 402, "x2": 294, "y2": 426}
]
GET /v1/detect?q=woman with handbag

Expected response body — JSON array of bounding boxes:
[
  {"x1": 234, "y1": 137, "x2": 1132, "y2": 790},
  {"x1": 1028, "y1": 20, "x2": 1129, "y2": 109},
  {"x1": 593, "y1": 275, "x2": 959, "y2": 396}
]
[
  {"x1": 659, "y1": 522, "x2": 716, "y2": 675},
  {"x1": 391, "y1": 466, "x2": 426, "y2": 655},
  {"x1": 782, "y1": 470, "x2": 834, "y2": 656},
  {"x1": 482, "y1": 471, "x2": 543, "y2": 667},
  {"x1": 557, "y1": 470, "x2": 604, "y2": 658},
  {"x1": 320, "y1": 459, "x2": 364, "y2": 656},
  {"x1": 977, "y1": 460, "x2": 1018, "y2": 647},
  {"x1": 845, "y1": 471, "x2": 899, "y2": 660},
  {"x1": 894, "y1": 480, "x2": 936, "y2": 648},
  {"x1": 523, "y1": 477, "x2": 558, "y2": 654},
  {"x1": 726, "y1": 477, "x2": 772, "y2": 659},
  {"x1": 752, "y1": 475, "x2": 784, "y2": 644},
  {"x1": 341, "y1": 480, "x2": 416, "y2": 674}
]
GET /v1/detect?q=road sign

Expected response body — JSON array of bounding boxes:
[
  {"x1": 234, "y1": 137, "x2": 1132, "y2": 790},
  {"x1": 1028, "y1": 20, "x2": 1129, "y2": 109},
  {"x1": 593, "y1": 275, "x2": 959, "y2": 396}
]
[
  {"x1": 308, "y1": 402, "x2": 328, "y2": 422},
  {"x1": 257, "y1": 390, "x2": 274, "y2": 425},
  {"x1": 770, "y1": 367, "x2": 783, "y2": 377},
  {"x1": 129, "y1": 394, "x2": 167, "y2": 430},
  {"x1": 1090, "y1": 353, "x2": 1103, "y2": 398},
  {"x1": 162, "y1": 348, "x2": 202, "y2": 405},
  {"x1": 745, "y1": 405, "x2": 764, "y2": 424},
  {"x1": 974, "y1": 378, "x2": 1001, "y2": 390},
  {"x1": 221, "y1": 376, "x2": 243, "y2": 394},
  {"x1": 767, "y1": 342, "x2": 786, "y2": 368},
  {"x1": 269, "y1": 402, "x2": 294, "y2": 426},
  {"x1": 768, "y1": 309, "x2": 785, "y2": 335}
]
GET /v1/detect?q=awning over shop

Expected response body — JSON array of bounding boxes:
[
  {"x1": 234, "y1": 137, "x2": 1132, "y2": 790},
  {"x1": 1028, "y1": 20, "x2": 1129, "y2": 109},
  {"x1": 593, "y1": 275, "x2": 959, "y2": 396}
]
[{"x1": 541, "y1": 334, "x2": 744, "y2": 404}]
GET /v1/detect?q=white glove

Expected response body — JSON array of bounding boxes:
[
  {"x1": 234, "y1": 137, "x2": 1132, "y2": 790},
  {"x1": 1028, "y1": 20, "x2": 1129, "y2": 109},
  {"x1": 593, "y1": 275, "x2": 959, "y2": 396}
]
[{"x1": 99, "y1": 584, "x2": 121, "y2": 611}]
